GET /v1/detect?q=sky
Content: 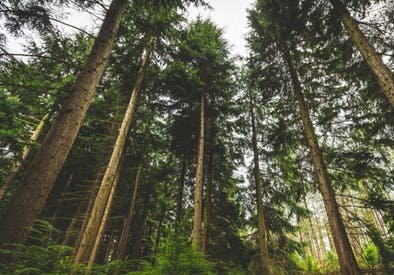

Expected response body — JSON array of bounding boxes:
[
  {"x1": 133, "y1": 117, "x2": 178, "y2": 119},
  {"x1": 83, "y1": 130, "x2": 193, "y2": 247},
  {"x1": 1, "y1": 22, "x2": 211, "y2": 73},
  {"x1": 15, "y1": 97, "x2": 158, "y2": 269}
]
[
  {"x1": 3, "y1": 0, "x2": 255, "y2": 58},
  {"x1": 188, "y1": 0, "x2": 255, "y2": 56}
]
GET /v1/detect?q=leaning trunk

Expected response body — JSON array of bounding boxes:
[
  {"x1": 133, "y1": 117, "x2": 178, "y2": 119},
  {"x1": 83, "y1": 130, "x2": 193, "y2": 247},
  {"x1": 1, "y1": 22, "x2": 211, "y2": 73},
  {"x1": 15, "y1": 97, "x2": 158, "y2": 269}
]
[
  {"x1": 0, "y1": 113, "x2": 50, "y2": 202},
  {"x1": 87, "y1": 167, "x2": 121, "y2": 269},
  {"x1": 282, "y1": 45, "x2": 361, "y2": 275},
  {"x1": 0, "y1": 0, "x2": 126, "y2": 247},
  {"x1": 192, "y1": 95, "x2": 205, "y2": 251},
  {"x1": 249, "y1": 92, "x2": 270, "y2": 274},
  {"x1": 115, "y1": 164, "x2": 142, "y2": 260},
  {"x1": 330, "y1": 0, "x2": 394, "y2": 109},
  {"x1": 74, "y1": 36, "x2": 154, "y2": 264}
]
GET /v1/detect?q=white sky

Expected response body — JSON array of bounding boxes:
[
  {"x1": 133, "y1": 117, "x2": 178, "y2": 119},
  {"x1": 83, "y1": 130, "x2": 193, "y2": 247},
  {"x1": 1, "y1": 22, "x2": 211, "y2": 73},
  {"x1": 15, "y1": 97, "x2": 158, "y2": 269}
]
[
  {"x1": 188, "y1": 0, "x2": 255, "y2": 56},
  {"x1": 3, "y1": 0, "x2": 255, "y2": 58}
]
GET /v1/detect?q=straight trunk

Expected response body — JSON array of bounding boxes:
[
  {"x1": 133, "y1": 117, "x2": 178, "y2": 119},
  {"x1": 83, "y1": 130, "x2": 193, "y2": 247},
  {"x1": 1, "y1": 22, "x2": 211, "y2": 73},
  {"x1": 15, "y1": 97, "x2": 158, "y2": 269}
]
[
  {"x1": 315, "y1": 216, "x2": 327, "y2": 258},
  {"x1": 282, "y1": 46, "x2": 361, "y2": 275},
  {"x1": 175, "y1": 154, "x2": 187, "y2": 227},
  {"x1": 74, "y1": 37, "x2": 154, "y2": 264},
  {"x1": 115, "y1": 164, "x2": 142, "y2": 260},
  {"x1": 249, "y1": 92, "x2": 270, "y2": 274},
  {"x1": 201, "y1": 151, "x2": 213, "y2": 254},
  {"x1": 0, "y1": 0, "x2": 126, "y2": 247},
  {"x1": 63, "y1": 202, "x2": 83, "y2": 246},
  {"x1": 192, "y1": 95, "x2": 205, "y2": 251},
  {"x1": 304, "y1": 197, "x2": 322, "y2": 265},
  {"x1": 0, "y1": 113, "x2": 50, "y2": 202},
  {"x1": 330, "y1": 0, "x2": 394, "y2": 109},
  {"x1": 87, "y1": 167, "x2": 121, "y2": 269},
  {"x1": 132, "y1": 196, "x2": 150, "y2": 259}
]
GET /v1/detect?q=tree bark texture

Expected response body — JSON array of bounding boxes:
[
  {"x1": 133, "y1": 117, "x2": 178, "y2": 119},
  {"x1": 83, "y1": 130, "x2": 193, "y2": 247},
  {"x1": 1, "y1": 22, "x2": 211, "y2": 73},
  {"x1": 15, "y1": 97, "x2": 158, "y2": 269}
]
[
  {"x1": 330, "y1": 0, "x2": 394, "y2": 109},
  {"x1": 192, "y1": 95, "x2": 205, "y2": 251},
  {"x1": 0, "y1": 113, "x2": 50, "y2": 202},
  {"x1": 0, "y1": 0, "x2": 127, "y2": 247},
  {"x1": 282, "y1": 46, "x2": 361, "y2": 275},
  {"x1": 249, "y1": 92, "x2": 270, "y2": 275},
  {"x1": 74, "y1": 36, "x2": 154, "y2": 264}
]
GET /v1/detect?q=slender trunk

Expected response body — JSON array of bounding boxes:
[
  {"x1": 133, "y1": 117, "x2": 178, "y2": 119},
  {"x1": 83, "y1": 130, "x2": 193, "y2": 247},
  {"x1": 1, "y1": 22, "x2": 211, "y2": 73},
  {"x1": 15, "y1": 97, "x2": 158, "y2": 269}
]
[
  {"x1": 282, "y1": 46, "x2": 361, "y2": 275},
  {"x1": 132, "y1": 196, "x2": 149, "y2": 259},
  {"x1": 249, "y1": 92, "x2": 270, "y2": 274},
  {"x1": 330, "y1": 0, "x2": 394, "y2": 108},
  {"x1": 63, "y1": 202, "x2": 83, "y2": 246},
  {"x1": 201, "y1": 152, "x2": 213, "y2": 254},
  {"x1": 315, "y1": 216, "x2": 327, "y2": 258},
  {"x1": 115, "y1": 164, "x2": 142, "y2": 260},
  {"x1": 304, "y1": 197, "x2": 322, "y2": 265},
  {"x1": 0, "y1": 0, "x2": 126, "y2": 247},
  {"x1": 0, "y1": 113, "x2": 50, "y2": 202},
  {"x1": 87, "y1": 167, "x2": 121, "y2": 269},
  {"x1": 202, "y1": 112, "x2": 216, "y2": 254},
  {"x1": 175, "y1": 154, "x2": 187, "y2": 227},
  {"x1": 74, "y1": 37, "x2": 154, "y2": 264},
  {"x1": 192, "y1": 95, "x2": 205, "y2": 251},
  {"x1": 74, "y1": 167, "x2": 105, "y2": 250},
  {"x1": 325, "y1": 222, "x2": 335, "y2": 252}
]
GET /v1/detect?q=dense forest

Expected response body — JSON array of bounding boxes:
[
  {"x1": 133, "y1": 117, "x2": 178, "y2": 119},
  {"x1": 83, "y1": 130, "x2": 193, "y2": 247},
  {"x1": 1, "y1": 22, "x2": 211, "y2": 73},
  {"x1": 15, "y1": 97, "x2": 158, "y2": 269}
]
[{"x1": 0, "y1": 0, "x2": 393, "y2": 274}]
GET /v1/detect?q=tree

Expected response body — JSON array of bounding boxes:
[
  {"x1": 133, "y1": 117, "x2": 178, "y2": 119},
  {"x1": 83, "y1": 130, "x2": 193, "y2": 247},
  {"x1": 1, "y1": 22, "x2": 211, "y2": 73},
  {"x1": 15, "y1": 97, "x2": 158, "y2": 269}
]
[{"x1": 0, "y1": 0, "x2": 127, "y2": 247}]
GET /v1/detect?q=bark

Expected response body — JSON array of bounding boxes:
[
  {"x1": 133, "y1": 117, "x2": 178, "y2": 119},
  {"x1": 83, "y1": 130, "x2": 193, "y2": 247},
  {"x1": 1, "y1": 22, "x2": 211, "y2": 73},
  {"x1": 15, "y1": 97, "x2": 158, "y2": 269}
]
[
  {"x1": 330, "y1": 0, "x2": 394, "y2": 109},
  {"x1": 175, "y1": 154, "x2": 187, "y2": 227},
  {"x1": 201, "y1": 151, "x2": 213, "y2": 254},
  {"x1": 0, "y1": 0, "x2": 126, "y2": 247},
  {"x1": 0, "y1": 113, "x2": 50, "y2": 202},
  {"x1": 87, "y1": 168, "x2": 120, "y2": 269},
  {"x1": 74, "y1": 36, "x2": 154, "y2": 264},
  {"x1": 115, "y1": 164, "x2": 142, "y2": 260},
  {"x1": 192, "y1": 95, "x2": 205, "y2": 251},
  {"x1": 249, "y1": 92, "x2": 270, "y2": 274},
  {"x1": 282, "y1": 46, "x2": 361, "y2": 275}
]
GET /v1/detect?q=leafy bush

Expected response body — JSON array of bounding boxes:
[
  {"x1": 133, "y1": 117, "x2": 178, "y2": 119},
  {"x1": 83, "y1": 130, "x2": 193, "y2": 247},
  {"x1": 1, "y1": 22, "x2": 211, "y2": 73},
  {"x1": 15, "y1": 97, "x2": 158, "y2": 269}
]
[
  {"x1": 322, "y1": 251, "x2": 339, "y2": 273},
  {"x1": 290, "y1": 251, "x2": 321, "y2": 274},
  {"x1": 128, "y1": 237, "x2": 215, "y2": 275},
  {"x1": 0, "y1": 220, "x2": 83, "y2": 274},
  {"x1": 359, "y1": 242, "x2": 380, "y2": 269}
]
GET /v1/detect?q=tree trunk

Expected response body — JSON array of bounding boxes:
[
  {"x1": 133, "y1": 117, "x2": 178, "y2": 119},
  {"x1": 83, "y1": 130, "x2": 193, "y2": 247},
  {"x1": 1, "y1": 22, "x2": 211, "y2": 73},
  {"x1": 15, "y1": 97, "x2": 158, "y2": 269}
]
[
  {"x1": 201, "y1": 151, "x2": 213, "y2": 254},
  {"x1": 304, "y1": 196, "x2": 322, "y2": 265},
  {"x1": 330, "y1": 0, "x2": 394, "y2": 109},
  {"x1": 282, "y1": 45, "x2": 361, "y2": 275},
  {"x1": 132, "y1": 195, "x2": 150, "y2": 259},
  {"x1": 249, "y1": 91, "x2": 270, "y2": 274},
  {"x1": 192, "y1": 95, "x2": 205, "y2": 251},
  {"x1": 175, "y1": 154, "x2": 187, "y2": 228},
  {"x1": 0, "y1": 113, "x2": 50, "y2": 202},
  {"x1": 63, "y1": 202, "x2": 83, "y2": 246},
  {"x1": 0, "y1": 0, "x2": 126, "y2": 248},
  {"x1": 74, "y1": 36, "x2": 154, "y2": 264},
  {"x1": 87, "y1": 167, "x2": 121, "y2": 269},
  {"x1": 115, "y1": 164, "x2": 142, "y2": 260}
]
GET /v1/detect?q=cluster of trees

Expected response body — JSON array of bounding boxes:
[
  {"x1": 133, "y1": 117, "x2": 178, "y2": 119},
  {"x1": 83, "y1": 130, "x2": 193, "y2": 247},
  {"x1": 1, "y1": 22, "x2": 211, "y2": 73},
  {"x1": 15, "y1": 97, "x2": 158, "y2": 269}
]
[{"x1": 0, "y1": 0, "x2": 393, "y2": 274}]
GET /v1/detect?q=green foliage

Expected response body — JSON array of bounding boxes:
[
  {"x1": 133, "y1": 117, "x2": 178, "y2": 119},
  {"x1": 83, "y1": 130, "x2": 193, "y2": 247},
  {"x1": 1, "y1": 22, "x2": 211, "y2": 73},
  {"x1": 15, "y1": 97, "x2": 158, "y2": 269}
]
[
  {"x1": 290, "y1": 251, "x2": 320, "y2": 274},
  {"x1": 0, "y1": 220, "x2": 80, "y2": 274},
  {"x1": 129, "y1": 237, "x2": 215, "y2": 275},
  {"x1": 359, "y1": 242, "x2": 381, "y2": 269},
  {"x1": 322, "y1": 251, "x2": 340, "y2": 273}
]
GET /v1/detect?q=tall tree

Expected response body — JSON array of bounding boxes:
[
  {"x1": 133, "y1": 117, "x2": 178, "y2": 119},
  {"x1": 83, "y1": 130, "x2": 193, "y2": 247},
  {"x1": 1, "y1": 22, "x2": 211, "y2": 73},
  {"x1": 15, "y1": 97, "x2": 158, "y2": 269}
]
[
  {"x1": 329, "y1": 0, "x2": 394, "y2": 108},
  {"x1": 249, "y1": 89, "x2": 270, "y2": 274},
  {"x1": 73, "y1": 36, "x2": 154, "y2": 264},
  {"x1": 0, "y1": 0, "x2": 127, "y2": 247}
]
